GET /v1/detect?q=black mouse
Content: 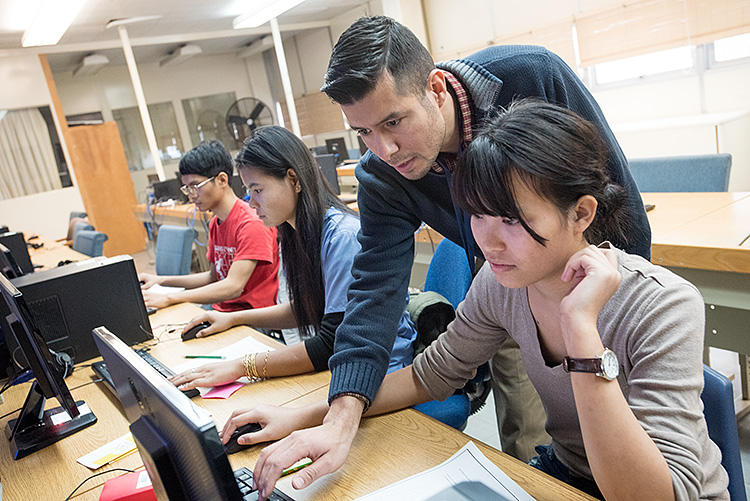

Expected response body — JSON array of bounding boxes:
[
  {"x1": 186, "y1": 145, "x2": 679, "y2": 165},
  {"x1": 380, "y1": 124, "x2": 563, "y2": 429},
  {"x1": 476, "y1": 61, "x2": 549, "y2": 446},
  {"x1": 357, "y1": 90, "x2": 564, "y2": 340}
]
[
  {"x1": 181, "y1": 322, "x2": 210, "y2": 341},
  {"x1": 224, "y1": 422, "x2": 262, "y2": 455}
]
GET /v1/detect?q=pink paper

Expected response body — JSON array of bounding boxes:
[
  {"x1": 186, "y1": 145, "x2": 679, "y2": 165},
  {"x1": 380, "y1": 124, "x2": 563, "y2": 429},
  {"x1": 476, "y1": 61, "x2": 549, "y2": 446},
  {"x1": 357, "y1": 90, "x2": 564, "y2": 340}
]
[{"x1": 202, "y1": 382, "x2": 245, "y2": 399}]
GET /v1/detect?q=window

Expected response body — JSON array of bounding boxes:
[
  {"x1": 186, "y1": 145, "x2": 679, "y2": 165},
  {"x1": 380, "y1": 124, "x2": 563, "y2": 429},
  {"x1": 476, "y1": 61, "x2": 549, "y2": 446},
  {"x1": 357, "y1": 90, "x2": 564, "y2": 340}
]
[
  {"x1": 181, "y1": 92, "x2": 238, "y2": 152},
  {"x1": 713, "y1": 33, "x2": 750, "y2": 64},
  {"x1": 590, "y1": 45, "x2": 696, "y2": 87},
  {"x1": 0, "y1": 106, "x2": 72, "y2": 200},
  {"x1": 112, "y1": 102, "x2": 184, "y2": 171}
]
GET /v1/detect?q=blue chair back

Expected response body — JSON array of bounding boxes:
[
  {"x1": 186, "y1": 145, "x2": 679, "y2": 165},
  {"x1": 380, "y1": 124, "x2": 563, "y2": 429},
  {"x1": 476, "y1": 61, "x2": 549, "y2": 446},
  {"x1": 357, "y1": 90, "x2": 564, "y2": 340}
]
[
  {"x1": 72, "y1": 221, "x2": 94, "y2": 241},
  {"x1": 424, "y1": 238, "x2": 473, "y2": 310},
  {"x1": 628, "y1": 154, "x2": 731, "y2": 192},
  {"x1": 155, "y1": 225, "x2": 196, "y2": 276},
  {"x1": 702, "y1": 364, "x2": 746, "y2": 501},
  {"x1": 72, "y1": 230, "x2": 108, "y2": 257}
]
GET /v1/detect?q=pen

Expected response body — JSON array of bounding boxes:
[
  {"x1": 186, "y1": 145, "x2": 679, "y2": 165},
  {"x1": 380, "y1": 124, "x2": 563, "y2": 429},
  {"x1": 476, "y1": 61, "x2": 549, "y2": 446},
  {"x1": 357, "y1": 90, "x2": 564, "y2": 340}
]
[
  {"x1": 184, "y1": 355, "x2": 225, "y2": 359},
  {"x1": 281, "y1": 459, "x2": 313, "y2": 478}
]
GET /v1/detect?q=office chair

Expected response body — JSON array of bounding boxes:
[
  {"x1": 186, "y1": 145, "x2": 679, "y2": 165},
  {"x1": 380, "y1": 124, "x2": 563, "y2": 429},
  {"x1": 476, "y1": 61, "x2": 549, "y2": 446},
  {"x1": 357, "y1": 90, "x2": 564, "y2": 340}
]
[
  {"x1": 72, "y1": 230, "x2": 108, "y2": 257},
  {"x1": 628, "y1": 154, "x2": 732, "y2": 192},
  {"x1": 413, "y1": 238, "x2": 490, "y2": 430},
  {"x1": 701, "y1": 364, "x2": 746, "y2": 501},
  {"x1": 72, "y1": 221, "x2": 94, "y2": 241},
  {"x1": 155, "y1": 225, "x2": 196, "y2": 276},
  {"x1": 69, "y1": 211, "x2": 88, "y2": 221}
]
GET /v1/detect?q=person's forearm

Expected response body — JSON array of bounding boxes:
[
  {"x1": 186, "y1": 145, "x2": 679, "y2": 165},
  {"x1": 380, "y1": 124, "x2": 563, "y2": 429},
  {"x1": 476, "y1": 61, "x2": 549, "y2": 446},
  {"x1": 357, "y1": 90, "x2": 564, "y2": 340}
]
[
  {"x1": 364, "y1": 366, "x2": 431, "y2": 417},
  {"x1": 167, "y1": 276, "x2": 245, "y2": 305},
  {"x1": 255, "y1": 342, "x2": 315, "y2": 377},
  {"x1": 572, "y1": 374, "x2": 674, "y2": 500},
  {"x1": 160, "y1": 270, "x2": 213, "y2": 289},
  {"x1": 231, "y1": 302, "x2": 298, "y2": 330}
]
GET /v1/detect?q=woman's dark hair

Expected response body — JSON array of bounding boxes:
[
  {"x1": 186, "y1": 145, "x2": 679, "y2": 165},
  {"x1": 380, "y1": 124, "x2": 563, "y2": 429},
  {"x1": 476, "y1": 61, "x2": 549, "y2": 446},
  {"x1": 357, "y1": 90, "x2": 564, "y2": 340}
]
[
  {"x1": 235, "y1": 126, "x2": 355, "y2": 336},
  {"x1": 178, "y1": 139, "x2": 234, "y2": 178},
  {"x1": 453, "y1": 99, "x2": 629, "y2": 247},
  {"x1": 322, "y1": 16, "x2": 435, "y2": 105}
]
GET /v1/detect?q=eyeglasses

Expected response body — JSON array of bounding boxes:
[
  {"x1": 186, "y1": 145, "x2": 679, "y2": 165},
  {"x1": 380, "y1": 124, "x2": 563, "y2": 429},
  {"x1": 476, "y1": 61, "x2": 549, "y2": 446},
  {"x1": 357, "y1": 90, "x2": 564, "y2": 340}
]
[{"x1": 180, "y1": 176, "x2": 215, "y2": 196}]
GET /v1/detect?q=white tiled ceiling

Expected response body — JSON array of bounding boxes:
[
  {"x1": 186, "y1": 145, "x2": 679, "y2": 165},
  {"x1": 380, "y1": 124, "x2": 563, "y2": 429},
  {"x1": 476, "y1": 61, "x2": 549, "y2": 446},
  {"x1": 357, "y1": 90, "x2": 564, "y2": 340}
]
[{"x1": 0, "y1": 0, "x2": 370, "y2": 71}]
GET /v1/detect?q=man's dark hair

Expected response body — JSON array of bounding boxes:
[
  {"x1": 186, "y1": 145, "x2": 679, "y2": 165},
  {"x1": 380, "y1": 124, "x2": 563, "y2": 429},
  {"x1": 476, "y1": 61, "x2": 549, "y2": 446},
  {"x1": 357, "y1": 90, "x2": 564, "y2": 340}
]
[
  {"x1": 322, "y1": 16, "x2": 435, "y2": 105},
  {"x1": 178, "y1": 139, "x2": 234, "y2": 179}
]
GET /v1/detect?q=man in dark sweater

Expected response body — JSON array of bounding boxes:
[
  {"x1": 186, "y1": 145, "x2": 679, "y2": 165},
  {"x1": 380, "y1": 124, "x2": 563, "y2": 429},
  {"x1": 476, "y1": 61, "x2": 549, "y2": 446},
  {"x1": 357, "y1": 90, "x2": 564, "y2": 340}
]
[{"x1": 251, "y1": 16, "x2": 650, "y2": 497}]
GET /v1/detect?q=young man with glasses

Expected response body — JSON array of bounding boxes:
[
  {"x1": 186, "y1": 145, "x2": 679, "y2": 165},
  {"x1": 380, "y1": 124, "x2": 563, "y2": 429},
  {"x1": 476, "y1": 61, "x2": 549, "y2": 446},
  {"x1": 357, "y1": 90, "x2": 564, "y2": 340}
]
[{"x1": 138, "y1": 140, "x2": 280, "y2": 313}]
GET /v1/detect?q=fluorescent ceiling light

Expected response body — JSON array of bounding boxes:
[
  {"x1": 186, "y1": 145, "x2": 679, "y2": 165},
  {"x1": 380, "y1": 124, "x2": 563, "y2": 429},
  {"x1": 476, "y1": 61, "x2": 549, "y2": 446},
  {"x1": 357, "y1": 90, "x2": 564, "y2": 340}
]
[
  {"x1": 233, "y1": 0, "x2": 307, "y2": 29},
  {"x1": 159, "y1": 44, "x2": 202, "y2": 67},
  {"x1": 22, "y1": 0, "x2": 88, "y2": 47},
  {"x1": 73, "y1": 53, "x2": 109, "y2": 77}
]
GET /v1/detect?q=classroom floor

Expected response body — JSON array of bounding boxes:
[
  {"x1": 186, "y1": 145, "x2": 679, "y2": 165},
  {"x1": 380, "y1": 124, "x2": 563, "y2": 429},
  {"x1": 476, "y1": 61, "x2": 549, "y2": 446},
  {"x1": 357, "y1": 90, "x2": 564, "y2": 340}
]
[{"x1": 131, "y1": 249, "x2": 750, "y2": 496}]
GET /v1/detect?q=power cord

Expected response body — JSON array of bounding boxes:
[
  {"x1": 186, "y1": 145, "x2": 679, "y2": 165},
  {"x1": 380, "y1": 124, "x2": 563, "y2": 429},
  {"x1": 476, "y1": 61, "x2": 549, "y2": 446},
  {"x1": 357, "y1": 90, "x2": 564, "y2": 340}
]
[{"x1": 63, "y1": 468, "x2": 136, "y2": 501}]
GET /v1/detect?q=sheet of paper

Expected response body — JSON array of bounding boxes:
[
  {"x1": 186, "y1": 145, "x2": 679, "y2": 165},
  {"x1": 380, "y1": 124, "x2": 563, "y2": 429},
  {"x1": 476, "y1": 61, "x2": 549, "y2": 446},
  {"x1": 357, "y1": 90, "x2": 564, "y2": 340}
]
[
  {"x1": 77, "y1": 432, "x2": 138, "y2": 470},
  {"x1": 146, "y1": 284, "x2": 185, "y2": 294},
  {"x1": 173, "y1": 336, "x2": 277, "y2": 397},
  {"x1": 354, "y1": 441, "x2": 534, "y2": 501}
]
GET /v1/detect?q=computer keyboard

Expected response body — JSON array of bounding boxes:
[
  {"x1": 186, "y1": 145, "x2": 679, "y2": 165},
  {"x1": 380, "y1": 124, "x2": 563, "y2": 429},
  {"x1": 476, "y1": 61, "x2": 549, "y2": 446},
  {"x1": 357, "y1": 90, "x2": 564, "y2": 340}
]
[
  {"x1": 92, "y1": 348, "x2": 200, "y2": 399},
  {"x1": 234, "y1": 467, "x2": 294, "y2": 501}
]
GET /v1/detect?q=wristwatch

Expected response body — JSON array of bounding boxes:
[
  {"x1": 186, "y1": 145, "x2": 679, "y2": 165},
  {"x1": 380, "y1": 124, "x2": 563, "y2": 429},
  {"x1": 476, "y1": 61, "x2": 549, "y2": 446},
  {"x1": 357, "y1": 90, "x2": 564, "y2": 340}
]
[{"x1": 563, "y1": 348, "x2": 619, "y2": 381}]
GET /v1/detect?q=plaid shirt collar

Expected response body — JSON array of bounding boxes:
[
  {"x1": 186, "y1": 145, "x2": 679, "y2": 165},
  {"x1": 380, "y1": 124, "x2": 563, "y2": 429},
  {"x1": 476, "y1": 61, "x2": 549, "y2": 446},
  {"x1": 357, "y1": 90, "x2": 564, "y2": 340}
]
[{"x1": 432, "y1": 69, "x2": 474, "y2": 173}]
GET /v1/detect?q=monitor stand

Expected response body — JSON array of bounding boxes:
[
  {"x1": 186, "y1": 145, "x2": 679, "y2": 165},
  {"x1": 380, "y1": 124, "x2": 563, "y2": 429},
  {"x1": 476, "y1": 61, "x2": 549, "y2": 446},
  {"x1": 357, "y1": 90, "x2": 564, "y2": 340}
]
[{"x1": 4, "y1": 380, "x2": 97, "y2": 460}]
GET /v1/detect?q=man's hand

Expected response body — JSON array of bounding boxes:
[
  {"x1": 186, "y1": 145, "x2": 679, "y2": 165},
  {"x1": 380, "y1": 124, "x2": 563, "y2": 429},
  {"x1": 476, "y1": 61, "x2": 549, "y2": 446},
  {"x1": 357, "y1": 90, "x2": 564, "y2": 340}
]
[
  {"x1": 137, "y1": 272, "x2": 160, "y2": 289},
  {"x1": 141, "y1": 289, "x2": 172, "y2": 309},
  {"x1": 252, "y1": 396, "x2": 364, "y2": 500}
]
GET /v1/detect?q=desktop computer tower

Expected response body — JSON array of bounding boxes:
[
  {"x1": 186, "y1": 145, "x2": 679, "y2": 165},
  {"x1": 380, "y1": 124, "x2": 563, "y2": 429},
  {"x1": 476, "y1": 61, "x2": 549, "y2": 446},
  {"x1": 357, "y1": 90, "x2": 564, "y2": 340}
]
[{"x1": 0, "y1": 255, "x2": 153, "y2": 375}]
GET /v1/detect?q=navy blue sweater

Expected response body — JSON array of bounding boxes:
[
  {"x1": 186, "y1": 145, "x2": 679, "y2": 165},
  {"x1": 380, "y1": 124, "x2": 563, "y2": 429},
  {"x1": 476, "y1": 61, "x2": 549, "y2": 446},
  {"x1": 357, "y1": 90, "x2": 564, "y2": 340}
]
[{"x1": 328, "y1": 45, "x2": 651, "y2": 404}]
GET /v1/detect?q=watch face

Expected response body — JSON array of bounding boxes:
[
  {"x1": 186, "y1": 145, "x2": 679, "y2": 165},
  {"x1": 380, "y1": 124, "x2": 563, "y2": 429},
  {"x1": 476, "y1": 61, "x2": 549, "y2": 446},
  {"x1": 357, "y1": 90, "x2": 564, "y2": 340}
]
[{"x1": 601, "y1": 349, "x2": 619, "y2": 380}]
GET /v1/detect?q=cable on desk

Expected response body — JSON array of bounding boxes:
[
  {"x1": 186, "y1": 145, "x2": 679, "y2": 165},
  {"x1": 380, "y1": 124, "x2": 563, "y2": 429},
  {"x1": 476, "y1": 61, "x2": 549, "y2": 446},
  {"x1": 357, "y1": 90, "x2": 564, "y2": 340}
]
[{"x1": 63, "y1": 468, "x2": 136, "y2": 501}]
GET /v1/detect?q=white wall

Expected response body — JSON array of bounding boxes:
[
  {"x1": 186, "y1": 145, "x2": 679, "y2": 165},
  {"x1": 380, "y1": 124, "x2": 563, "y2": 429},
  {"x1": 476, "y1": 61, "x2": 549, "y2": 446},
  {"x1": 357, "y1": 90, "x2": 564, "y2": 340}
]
[{"x1": 0, "y1": 55, "x2": 85, "y2": 240}]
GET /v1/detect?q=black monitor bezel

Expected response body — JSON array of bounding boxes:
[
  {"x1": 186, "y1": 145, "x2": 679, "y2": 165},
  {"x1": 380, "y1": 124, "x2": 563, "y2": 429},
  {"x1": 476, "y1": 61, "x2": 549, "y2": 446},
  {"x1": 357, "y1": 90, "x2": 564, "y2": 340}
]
[{"x1": 93, "y1": 326, "x2": 244, "y2": 500}]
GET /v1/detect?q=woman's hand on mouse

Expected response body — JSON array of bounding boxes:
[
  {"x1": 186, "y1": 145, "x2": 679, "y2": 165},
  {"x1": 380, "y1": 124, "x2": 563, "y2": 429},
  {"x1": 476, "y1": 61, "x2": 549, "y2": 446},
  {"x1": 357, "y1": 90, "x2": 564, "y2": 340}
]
[
  {"x1": 169, "y1": 359, "x2": 244, "y2": 389},
  {"x1": 182, "y1": 311, "x2": 234, "y2": 338},
  {"x1": 220, "y1": 404, "x2": 325, "y2": 447}
]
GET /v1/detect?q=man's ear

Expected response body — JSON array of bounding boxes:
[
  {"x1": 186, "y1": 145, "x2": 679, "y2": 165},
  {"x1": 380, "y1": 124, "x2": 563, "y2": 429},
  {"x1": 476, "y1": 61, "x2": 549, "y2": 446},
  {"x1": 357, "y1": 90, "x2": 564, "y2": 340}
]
[
  {"x1": 573, "y1": 195, "x2": 598, "y2": 234},
  {"x1": 426, "y1": 69, "x2": 449, "y2": 107},
  {"x1": 215, "y1": 171, "x2": 230, "y2": 186}
]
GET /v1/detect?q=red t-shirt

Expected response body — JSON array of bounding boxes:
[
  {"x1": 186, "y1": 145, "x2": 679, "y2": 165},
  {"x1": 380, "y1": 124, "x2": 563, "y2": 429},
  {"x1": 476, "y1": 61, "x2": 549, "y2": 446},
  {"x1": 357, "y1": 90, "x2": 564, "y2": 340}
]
[{"x1": 206, "y1": 199, "x2": 279, "y2": 311}]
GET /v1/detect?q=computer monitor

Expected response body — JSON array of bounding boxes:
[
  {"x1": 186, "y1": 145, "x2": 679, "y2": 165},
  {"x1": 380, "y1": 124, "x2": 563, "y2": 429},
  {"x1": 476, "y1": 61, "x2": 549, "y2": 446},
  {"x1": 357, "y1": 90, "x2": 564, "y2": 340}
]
[
  {"x1": 0, "y1": 232, "x2": 34, "y2": 275},
  {"x1": 229, "y1": 175, "x2": 247, "y2": 200},
  {"x1": 0, "y1": 255, "x2": 153, "y2": 370},
  {"x1": 0, "y1": 243, "x2": 24, "y2": 279},
  {"x1": 325, "y1": 137, "x2": 349, "y2": 164},
  {"x1": 314, "y1": 153, "x2": 340, "y2": 195},
  {"x1": 152, "y1": 178, "x2": 187, "y2": 203},
  {"x1": 93, "y1": 327, "x2": 251, "y2": 500},
  {"x1": 309, "y1": 145, "x2": 328, "y2": 156},
  {"x1": 0, "y1": 274, "x2": 97, "y2": 459}
]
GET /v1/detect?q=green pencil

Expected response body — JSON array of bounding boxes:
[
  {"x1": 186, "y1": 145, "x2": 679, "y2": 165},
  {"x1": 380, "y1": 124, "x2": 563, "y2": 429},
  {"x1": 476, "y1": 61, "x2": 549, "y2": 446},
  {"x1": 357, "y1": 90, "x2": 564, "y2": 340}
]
[
  {"x1": 184, "y1": 355, "x2": 225, "y2": 359},
  {"x1": 281, "y1": 459, "x2": 313, "y2": 477}
]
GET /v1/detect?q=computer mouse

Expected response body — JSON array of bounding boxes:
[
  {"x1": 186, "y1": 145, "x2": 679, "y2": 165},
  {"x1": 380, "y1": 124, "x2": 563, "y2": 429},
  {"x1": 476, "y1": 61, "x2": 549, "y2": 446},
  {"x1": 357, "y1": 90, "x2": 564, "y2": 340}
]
[
  {"x1": 224, "y1": 422, "x2": 262, "y2": 455},
  {"x1": 181, "y1": 322, "x2": 210, "y2": 341}
]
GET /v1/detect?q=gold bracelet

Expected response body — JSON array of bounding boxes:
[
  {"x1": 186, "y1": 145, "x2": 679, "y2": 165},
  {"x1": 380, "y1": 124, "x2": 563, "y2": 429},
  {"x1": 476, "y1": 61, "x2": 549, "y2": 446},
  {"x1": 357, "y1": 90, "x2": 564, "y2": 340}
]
[
  {"x1": 249, "y1": 352, "x2": 259, "y2": 379},
  {"x1": 262, "y1": 351, "x2": 270, "y2": 379},
  {"x1": 243, "y1": 353, "x2": 252, "y2": 379}
]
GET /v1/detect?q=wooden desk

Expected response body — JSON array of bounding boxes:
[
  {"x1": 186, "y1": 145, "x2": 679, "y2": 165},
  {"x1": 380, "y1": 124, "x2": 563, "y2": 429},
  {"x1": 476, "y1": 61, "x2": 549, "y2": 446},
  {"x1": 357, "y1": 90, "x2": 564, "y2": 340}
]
[
  {"x1": 0, "y1": 303, "x2": 327, "y2": 501},
  {"x1": 132, "y1": 202, "x2": 211, "y2": 240},
  {"x1": 642, "y1": 193, "x2": 750, "y2": 402},
  {"x1": 0, "y1": 303, "x2": 593, "y2": 500},
  {"x1": 255, "y1": 387, "x2": 596, "y2": 501},
  {"x1": 25, "y1": 234, "x2": 90, "y2": 271}
]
